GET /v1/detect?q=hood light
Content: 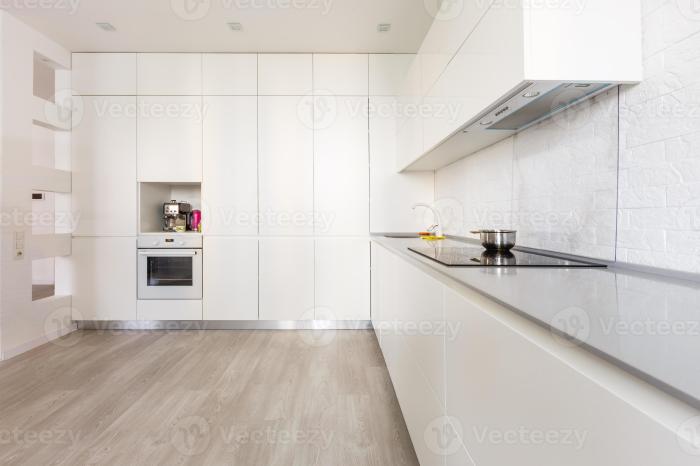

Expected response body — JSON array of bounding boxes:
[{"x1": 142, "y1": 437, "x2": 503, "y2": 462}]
[{"x1": 523, "y1": 91, "x2": 541, "y2": 98}]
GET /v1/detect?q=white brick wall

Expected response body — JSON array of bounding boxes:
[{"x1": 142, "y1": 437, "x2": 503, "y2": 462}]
[{"x1": 436, "y1": 1, "x2": 700, "y2": 273}]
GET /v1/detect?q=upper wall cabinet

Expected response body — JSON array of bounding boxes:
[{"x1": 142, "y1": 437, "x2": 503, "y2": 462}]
[
  {"x1": 369, "y1": 54, "x2": 413, "y2": 96},
  {"x1": 202, "y1": 54, "x2": 257, "y2": 95},
  {"x1": 202, "y1": 96, "x2": 258, "y2": 235},
  {"x1": 258, "y1": 54, "x2": 312, "y2": 95},
  {"x1": 137, "y1": 53, "x2": 202, "y2": 95},
  {"x1": 72, "y1": 53, "x2": 137, "y2": 95},
  {"x1": 137, "y1": 96, "x2": 203, "y2": 182},
  {"x1": 313, "y1": 54, "x2": 368, "y2": 96},
  {"x1": 72, "y1": 96, "x2": 137, "y2": 236},
  {"x1": 399, "y1": 0, "x2": 642, "y2": 172}
]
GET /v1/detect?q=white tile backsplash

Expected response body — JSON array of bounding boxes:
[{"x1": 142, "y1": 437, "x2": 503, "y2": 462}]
[{"x1": 435, "y1": 2, "x2": 700, "y2": 274}]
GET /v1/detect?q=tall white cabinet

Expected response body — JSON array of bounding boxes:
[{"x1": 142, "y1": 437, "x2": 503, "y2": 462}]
[{"x1": 70, "y1": 52, "x2": 430, "y2": 323}]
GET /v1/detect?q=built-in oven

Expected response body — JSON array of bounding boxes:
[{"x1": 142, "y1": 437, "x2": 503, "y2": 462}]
[{"x1": 137, "y1": 235, "x2": 203, "y2": 300}]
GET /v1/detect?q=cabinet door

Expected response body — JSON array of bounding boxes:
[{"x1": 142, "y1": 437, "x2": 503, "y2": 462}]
[
  {"x1": 72, "y1": 53, "x2": 137, "y2": 95},
  {"x1": 443, "y1": 287, "x2": 696, "y2": 466},
  {"x1": 68, "y1": 237, "x2": 136, "y2": 321},
  {"x1": 314, "y1": 96, "x2": 369, "y2": 235},
  {"x1": 315, "y1": 239, "x2": 369, "y2": 321},
  {"x1": 137, "y1": 96, "x2": 203, "y2": 182},
  {"x1": 202, "y1": 54, "x2": 257, "y2": 96},
  {"x1": 137, "y1": 53, "x2": 202, "y2": 95},
  {"x1": 369, "y1": 96, "x2": 434, "y2": 233},
  {"x1": 259, "y1": 238, "x2": 314, "y2": 321},
  {"x1": 258, "y1": 96, "x2": 314, "y2": 235},
  {"x1": 203, "y1": 237, "x2": 258, "y2": 320},
  {"x1": 258, "y1": 54, "x2": 312, "y2": 96},
  {"x1": 313, "y1": 54, "x2": 368, "y2": 95},
  {"x1": 202, "y1": 96, "x2": 257, "y2": 235},
  {"x1": 72, "y1": 96, "x2": 137, "y2": 236}
]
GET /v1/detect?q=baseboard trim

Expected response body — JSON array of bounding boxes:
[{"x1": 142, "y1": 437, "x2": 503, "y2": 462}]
[
  {"x1": 76, "y1": 320, "x2": 373, "y2": 331},
  {"x1": 1, "y1": 324, "x2": 78, "y2": 361}
]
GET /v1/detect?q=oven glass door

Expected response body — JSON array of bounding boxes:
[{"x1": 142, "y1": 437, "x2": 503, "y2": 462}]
[{"x1": 138, "y1": 250, "x2": 202, "y2": 300}]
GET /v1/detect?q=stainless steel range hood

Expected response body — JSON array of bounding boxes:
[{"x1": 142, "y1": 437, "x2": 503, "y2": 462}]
[{"x1": 403, "y1": 81, "x2": 616, "y2": 172}]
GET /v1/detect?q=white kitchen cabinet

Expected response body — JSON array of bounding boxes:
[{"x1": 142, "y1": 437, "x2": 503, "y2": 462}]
[
  {"x1": 369, "y1": 54, "x2": 413, "y2": 96},
  {"x1": 369, "y1": 95, "x2": 434, "y2": 233},
  {"x1": 202, "y1": 54, "x2": 257, "y2": 95},
  {"x1": 202, "y1": 96, "x2": 257, "y2": 235},
  {"x1": 67, "y1": 237, "x2": 136, "y2": 321},
  {"x1": 442, "y1": 285, "x2": 697, "y2": 466},
  {"x1": 137, "y1": 96, "x2": 203, "y2": 182},
  {"x1": 313, "y1": 54, "x2": 368, "y2": 95},
  {"x1": 137, "y1": 300, "x2": 202, "y2": 321},
  {"x1": 258, "y1": 54, "x2": 312, "y2": 95},
  {"x1": 72, "y1": 53, "x2": 137, "y2": 95},
  {"x1": 314, "y1": 95, "x2": 369, "y2": 235},
  {"x1": 137, "y1": 53, "x2": 202, "y2": 95},
  {"x1": 259, "y1": 238, "x2": 314, "y2": 321},
  {"x1": 258, "y1": 96, "x2": 314, "y2": 236},
  {"x1": 203, "y1": 237, "x2": 258, "y2": 321},
  {"x1": 314, "y1": 239, "x2": 369, "y2": 321},
  {"x1": 72, "y1": 96, "x2": 137, "y2": 236}
]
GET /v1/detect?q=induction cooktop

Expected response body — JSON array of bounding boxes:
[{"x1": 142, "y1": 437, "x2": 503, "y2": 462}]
[{"x1": 408, "y1": 247, "x2": 607, "y2": 268}]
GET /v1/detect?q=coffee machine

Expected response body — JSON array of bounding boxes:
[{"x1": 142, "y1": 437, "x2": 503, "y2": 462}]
[{"x1": 163, "y1": 200, "x2": 192, "y2": 232}]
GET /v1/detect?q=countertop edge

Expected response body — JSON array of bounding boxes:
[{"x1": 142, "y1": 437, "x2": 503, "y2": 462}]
[{"x1": 370, "y1": 235, "x2": 700, "y2": 410}]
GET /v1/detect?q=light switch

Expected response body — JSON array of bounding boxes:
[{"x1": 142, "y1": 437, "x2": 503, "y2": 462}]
[{"x1": 14, "y1": 231, "x2": 25, "y2": 260}]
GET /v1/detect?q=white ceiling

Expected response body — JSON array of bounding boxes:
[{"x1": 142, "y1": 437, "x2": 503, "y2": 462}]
[{"x1": 3, "y1": 0, "x2": 437, "y2": 53}]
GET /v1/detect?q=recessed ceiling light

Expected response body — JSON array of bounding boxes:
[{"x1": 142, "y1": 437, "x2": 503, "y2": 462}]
[
  {"x1": 228, "y1": 22, "x2": 243, "y2": 31},
  {"x1": 96, "y1": 22, "x2": 116, "y2": 32},
  {"x1": 377, "y1": 23, "x2": 391, "y2": 33}
]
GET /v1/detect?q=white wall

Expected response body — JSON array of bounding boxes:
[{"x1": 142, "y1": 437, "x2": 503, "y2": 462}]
[
  {"x1": 0, "y1": 11, "x2": 73, "y2": 359},
  {"x1": 436, "y1": 1, "x2": 700, "y2": 274}
]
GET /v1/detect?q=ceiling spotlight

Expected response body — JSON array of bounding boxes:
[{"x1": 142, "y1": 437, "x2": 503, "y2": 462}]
[
  {"x1": 377, "y1": 23, "x2": 391, "y2": 33},
  {"x1": 96, "y1": 22, "x2": 116, "y2": 32},
  {"x1": 228, "y1": 22, "x2": 243, "y2": 31}
]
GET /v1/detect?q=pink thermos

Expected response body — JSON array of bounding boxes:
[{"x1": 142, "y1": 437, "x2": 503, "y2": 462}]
[{"x1": 190, "y1": 210, "x2": 202, "y2": 232}]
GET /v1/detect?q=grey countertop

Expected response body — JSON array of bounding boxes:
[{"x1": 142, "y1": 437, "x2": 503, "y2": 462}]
[{"x1": 372, "y1": 235, "x2": 700, "y2": 409}]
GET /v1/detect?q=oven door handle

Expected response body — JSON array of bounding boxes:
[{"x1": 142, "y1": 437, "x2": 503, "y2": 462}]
[{"x1": 138, "y1": 251, "x2": 198, "y2": 257}]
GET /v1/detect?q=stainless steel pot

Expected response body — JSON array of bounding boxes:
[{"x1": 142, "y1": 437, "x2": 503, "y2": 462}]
[{"x1": 471, "y1": 230, "x2": 517, "y2": 251}]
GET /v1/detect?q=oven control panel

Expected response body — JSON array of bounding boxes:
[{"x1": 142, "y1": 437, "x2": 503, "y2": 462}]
[{"x1": 137, "y1": 235, "x2": 203, "y2": 249}]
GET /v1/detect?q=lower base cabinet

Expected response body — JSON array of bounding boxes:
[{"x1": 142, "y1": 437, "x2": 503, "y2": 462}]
[
  {"x1": 203, "y1": 237, "x2": 258, "y2": 320},
  {"x1": 372, "y1": 242, "x2": 698, "y2": 466},
  {"x1": 259, "y1": 238, "x2": 315, "y2": 320},
  {"x1": 137, "y1": 300, "x2": 202, "y2": 321},
  {"x1": 64, "y1": 237, "x2": 137, "y2": 321}
]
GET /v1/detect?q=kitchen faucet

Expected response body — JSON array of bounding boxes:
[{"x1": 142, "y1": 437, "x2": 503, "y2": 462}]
[{"x1": 412, "y1": 203, "x2": 444, "y2": 238}]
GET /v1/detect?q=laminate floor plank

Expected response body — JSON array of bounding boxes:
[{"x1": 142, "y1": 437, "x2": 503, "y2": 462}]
[{"x1": 0, "y1": 330, "x2": 418, "y2": 466}]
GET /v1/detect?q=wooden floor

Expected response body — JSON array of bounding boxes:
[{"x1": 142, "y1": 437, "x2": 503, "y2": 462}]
[{"x1": 0, "y1": 330, "x2": 418, "y2": 465}]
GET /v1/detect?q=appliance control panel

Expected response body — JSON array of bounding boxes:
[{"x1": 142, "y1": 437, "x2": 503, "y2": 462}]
[{"x1": 137, "y1": 235, "x2": 203, "y2": 249}]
